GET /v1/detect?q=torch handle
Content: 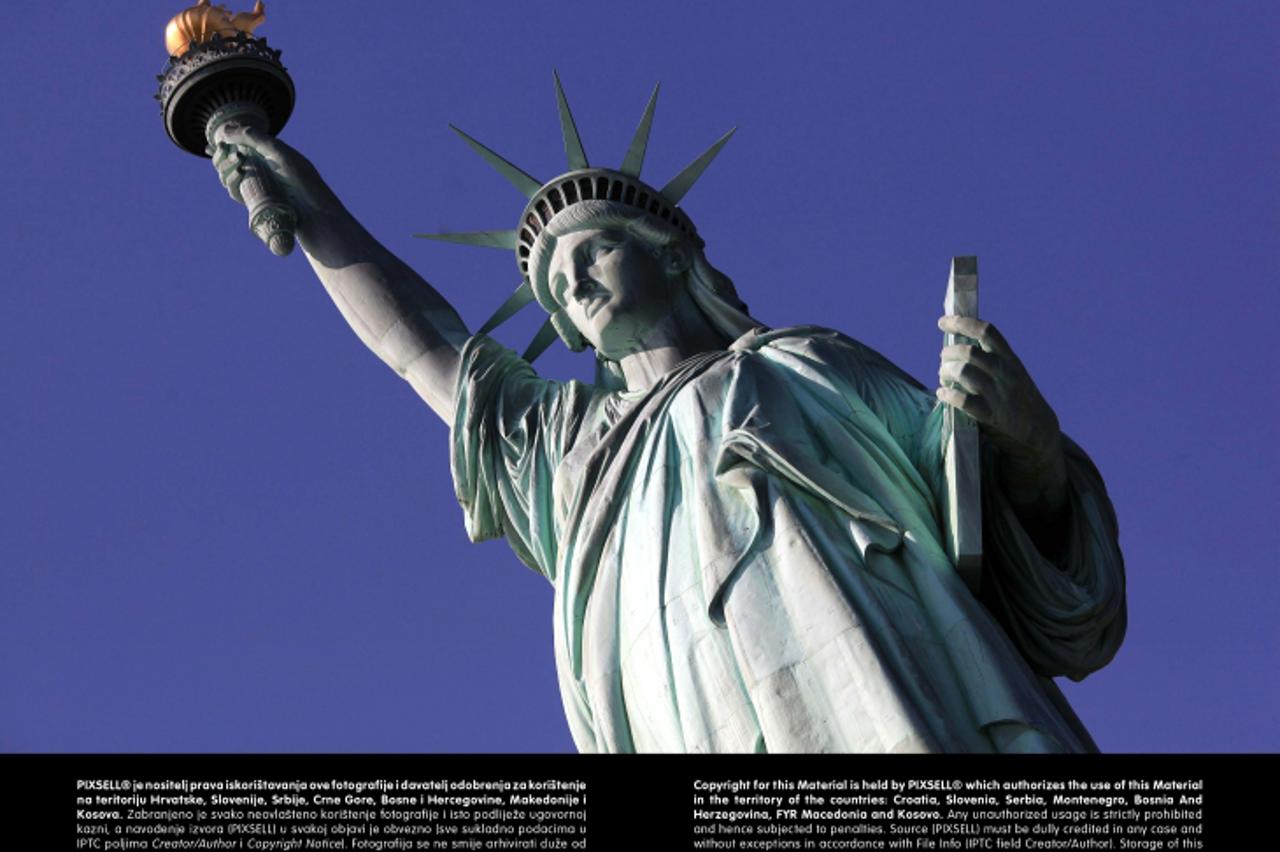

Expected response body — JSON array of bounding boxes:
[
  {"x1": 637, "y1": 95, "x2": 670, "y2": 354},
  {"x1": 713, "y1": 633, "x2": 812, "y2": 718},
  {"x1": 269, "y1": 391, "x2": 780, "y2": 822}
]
[
  {"x1": 236, "y1": 152, "x2": 296, "y2": 256},
  {"x1": 209, "y1": 109, "x2": 296, "y2": 257}
]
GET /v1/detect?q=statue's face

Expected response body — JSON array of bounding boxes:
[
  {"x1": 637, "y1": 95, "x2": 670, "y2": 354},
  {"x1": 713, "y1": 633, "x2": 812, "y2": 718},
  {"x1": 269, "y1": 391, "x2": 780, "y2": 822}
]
[{"x1": 547, "y1": 228, "x2": 681, "y2": 359}]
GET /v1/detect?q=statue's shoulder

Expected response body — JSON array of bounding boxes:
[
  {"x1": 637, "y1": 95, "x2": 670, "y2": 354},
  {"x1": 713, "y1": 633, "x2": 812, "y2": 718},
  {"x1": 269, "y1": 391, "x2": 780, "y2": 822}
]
[
  {"x1": 730, "y1": 325, "x2": 926, "y2": 392},
  {"x1": 731, "y1": 324, "x2": 875, "y2": 354},
  {"x1": 461, "y1": 333, "x2": 608, "y2": 424},
  {"x1": 731, "y1": 326, "x2": 936, "y2": 436}
]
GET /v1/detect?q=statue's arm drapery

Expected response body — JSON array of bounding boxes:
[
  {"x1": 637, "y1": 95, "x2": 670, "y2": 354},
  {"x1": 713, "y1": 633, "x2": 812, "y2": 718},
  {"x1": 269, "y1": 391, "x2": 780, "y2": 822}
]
[
  {"x1": 825, "y1": 333, "x2": 1128, "y2": 682},
  {"x1": 449, "y1": 335, "x2": 596, "y2": 580},
  {"x1": 974, "y1": 436, "x2": 1127, "y2": 680}
]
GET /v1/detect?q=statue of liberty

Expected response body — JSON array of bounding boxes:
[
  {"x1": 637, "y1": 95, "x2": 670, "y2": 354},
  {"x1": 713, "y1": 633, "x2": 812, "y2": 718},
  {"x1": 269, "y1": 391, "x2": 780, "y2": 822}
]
[{"x1": 210, "y1": 76, "x2": 1126, "y2": 753}]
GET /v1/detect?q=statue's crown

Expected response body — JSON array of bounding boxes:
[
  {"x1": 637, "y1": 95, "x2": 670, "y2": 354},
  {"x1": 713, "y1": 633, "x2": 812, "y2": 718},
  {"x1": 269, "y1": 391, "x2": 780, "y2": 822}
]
[{"x1": 416, "y1": 74, "x2": 734, "y2": 362}]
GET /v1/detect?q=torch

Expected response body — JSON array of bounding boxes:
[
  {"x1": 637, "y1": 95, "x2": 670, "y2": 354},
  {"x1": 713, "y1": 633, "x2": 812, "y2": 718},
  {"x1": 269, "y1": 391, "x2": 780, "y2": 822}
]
[{"x1": 155, "y1": 1, "x2": 297, "y2": 256}]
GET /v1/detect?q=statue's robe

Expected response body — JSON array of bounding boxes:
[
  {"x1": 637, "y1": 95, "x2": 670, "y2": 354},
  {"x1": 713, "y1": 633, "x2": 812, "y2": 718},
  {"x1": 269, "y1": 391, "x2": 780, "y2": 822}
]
[{"x1": 451, "y1": 326, "x2": 1126, "y2": 753}]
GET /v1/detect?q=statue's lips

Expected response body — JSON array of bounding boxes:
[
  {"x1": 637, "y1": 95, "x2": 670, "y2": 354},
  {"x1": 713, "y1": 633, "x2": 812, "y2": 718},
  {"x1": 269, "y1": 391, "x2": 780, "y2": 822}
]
[{"x1": 583, "y1": 296, "x2": 609, "y2": 320}]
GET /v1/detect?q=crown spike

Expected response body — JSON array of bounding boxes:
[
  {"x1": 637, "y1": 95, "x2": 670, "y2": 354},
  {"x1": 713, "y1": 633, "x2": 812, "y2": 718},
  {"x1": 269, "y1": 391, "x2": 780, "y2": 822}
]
[
  {"x1": 553, "y1": 71, "x2": 589, "y2": 170},
  {"x1": 449, "y1": 124, "x2": 542, "y2": 199},
  {"x1": 413, "y1": 229, "x2": 518, "y2": 249},
  {"x1": 522, "y1": 318, "x2": 560, "y2": 363},
  {"x1": 659, "y1": 127, "x2": 737, "y2": 205},
  {"x1": 619, "y1": 83, "x2": 660, "y2": 178},
  {"x1": 477, "y1": 281, "x2": 536, "y2": 335}
]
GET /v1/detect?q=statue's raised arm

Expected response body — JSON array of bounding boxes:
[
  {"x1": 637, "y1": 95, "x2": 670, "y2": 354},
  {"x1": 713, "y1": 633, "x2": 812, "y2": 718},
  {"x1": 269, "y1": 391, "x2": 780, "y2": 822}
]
[{"x1": 213, "y1": 124, "x2": 469, "y2": 421}]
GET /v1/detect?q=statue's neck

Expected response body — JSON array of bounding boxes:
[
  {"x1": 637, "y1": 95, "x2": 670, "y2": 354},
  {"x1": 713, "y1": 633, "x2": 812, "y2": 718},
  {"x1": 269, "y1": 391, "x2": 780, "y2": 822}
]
[{"x1": 616, "y1": 289, "x2": 728, "y2": 392}]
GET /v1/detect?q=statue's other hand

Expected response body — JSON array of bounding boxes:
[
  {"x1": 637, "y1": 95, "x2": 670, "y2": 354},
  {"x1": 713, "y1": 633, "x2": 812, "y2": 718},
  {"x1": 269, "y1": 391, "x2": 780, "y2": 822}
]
[
  {"x1": 211, "y1": 123, "x2": 339, "y2": 221},
  {"x1": 935, "y1": 315, "x2": 1068, "y2": 513}
]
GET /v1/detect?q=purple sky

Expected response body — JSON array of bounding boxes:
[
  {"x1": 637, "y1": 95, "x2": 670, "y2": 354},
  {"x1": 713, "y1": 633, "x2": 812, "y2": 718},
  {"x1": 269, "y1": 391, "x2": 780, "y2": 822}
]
[{"x1": 2, "y1": 2, "x2": 1276, "y2": 753}]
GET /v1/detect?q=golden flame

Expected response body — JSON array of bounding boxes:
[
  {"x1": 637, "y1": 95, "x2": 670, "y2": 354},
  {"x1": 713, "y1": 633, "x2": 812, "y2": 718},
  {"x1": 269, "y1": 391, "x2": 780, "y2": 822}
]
[{"x1": 164, "y1": 0, "x2": 267, "y2": 58}]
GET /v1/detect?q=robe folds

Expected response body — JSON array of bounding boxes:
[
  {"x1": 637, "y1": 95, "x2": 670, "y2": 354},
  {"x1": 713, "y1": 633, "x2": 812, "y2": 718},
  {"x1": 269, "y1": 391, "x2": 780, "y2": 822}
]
[{"x1": 450, "y1": 325, "x2": 1126, "y2": 753}]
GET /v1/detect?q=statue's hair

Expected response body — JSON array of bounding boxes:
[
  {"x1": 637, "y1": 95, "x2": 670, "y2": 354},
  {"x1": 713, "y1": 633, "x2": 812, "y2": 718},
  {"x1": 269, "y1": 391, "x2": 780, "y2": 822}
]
[{"x1": 526, "y1": 201, "x2": 760, "y2": 386}]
